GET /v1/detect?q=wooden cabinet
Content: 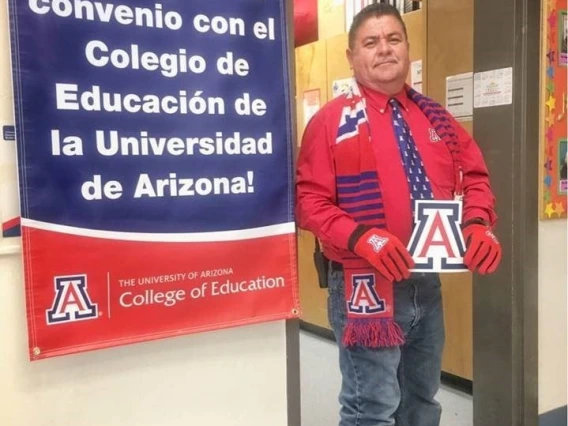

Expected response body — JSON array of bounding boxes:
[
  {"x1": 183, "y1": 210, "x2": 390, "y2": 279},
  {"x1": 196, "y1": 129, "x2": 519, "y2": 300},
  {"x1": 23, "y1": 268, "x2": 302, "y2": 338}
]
[
  {"x1": 426, "y1": 0, "x2": 474, "y2": 380},
  {"x1": 295, "y1": 40, "x2": 331, "y2": 329}
]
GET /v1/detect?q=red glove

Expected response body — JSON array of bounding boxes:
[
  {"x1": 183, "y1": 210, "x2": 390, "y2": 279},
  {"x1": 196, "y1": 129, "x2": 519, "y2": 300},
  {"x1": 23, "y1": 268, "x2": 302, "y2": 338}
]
[
  {"x1": 462, "y1": 224, "x2": 502, "y2": 274},
  {"x1": 351, "y1": 228, "x2": 415, "y2": 282}
]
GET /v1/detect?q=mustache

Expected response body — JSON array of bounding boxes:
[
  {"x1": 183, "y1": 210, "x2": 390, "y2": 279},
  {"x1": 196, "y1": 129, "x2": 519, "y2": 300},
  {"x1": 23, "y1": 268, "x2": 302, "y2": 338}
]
[{"x1": 373, "y1": 58, "x2": 398, "y2": 66}]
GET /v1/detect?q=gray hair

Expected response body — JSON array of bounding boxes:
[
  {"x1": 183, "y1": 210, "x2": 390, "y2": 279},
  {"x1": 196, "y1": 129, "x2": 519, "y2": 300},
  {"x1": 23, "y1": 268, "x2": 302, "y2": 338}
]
[{"x1": 348, "y1": 3, "x2": 408, "y2": 49}]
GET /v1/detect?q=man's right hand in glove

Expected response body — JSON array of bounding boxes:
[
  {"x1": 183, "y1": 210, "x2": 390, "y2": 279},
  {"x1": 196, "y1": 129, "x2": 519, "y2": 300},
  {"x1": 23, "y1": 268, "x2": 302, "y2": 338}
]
[{"x1": 348, "y1": 227, "x2": 415, "y2": 282}]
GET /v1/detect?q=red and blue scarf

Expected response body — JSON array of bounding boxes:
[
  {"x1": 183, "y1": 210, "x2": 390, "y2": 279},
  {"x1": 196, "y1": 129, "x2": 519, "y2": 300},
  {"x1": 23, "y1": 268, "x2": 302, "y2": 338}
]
[{"x1": 335, "y1": 80, "x2": 461, "y2": 348}]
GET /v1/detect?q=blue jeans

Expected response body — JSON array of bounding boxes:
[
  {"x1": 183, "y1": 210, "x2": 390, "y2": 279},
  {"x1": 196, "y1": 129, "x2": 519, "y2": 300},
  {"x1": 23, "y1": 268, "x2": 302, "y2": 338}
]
[{"x1": 327, "y1": 269, "x2": 445, "y2": 426}]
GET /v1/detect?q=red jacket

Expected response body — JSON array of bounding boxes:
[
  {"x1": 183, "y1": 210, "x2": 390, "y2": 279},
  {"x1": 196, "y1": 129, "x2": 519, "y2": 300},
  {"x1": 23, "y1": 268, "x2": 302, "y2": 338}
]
[{"x1": 295, "y1": 84, "x2": 497, "y2": 262}]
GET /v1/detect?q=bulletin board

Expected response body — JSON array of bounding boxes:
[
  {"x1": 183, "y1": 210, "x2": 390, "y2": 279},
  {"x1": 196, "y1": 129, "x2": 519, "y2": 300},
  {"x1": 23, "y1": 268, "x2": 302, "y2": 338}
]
[{"x1": 540, "y1": 0, "x2": 567, "y2": 220}]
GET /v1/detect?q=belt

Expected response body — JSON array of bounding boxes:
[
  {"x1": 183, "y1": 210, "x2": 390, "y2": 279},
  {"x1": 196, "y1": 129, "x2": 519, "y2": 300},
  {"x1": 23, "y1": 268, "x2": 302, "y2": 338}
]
[{"x1": 330, "y1": 261, "x2": 343, "y2": 271}]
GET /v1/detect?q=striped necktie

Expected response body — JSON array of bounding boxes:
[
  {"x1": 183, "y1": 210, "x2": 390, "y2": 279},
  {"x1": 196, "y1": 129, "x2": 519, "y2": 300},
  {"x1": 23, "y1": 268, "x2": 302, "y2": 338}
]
[{"x1": 389, "y1": 98, "x2": 434, "y2": 210}]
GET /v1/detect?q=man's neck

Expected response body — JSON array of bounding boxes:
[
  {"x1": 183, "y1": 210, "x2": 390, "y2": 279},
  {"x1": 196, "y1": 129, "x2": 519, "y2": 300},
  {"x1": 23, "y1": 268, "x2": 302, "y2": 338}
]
[
  {"x1": 358, "y1": 81, "x2": 410, "y2": 112},
  {"x1": 357, "y1": 80, "x2": 405, "y2": 97}
]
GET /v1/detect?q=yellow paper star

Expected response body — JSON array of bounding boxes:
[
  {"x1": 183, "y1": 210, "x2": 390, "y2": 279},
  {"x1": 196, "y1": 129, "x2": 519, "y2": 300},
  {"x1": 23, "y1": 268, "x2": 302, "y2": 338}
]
[
  {"x1": 546, "y1": 95, "x2": 556, "y2": 112},
  {"x1": 546, "y1": 113, "x2": 556, "y2": 127},
  {"x1": 555, "y1": 203, "x2": 565, "y2": 216},
  {"x1": 545, "y1": 203, "x2": 556, "y2": 218}
]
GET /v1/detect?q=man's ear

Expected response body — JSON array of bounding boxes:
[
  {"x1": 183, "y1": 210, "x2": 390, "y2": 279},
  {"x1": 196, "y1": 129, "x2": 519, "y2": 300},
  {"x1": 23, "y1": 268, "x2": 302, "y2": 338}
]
[{"x1": 346, "y1": 48, "x2": 354, "y2": 70}]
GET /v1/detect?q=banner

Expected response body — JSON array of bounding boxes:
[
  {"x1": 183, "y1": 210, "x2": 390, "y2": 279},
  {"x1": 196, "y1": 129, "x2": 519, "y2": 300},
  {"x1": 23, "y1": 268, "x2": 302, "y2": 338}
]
[{"x1": 9, "y1": 0, "x2": 299, "y2": 360}]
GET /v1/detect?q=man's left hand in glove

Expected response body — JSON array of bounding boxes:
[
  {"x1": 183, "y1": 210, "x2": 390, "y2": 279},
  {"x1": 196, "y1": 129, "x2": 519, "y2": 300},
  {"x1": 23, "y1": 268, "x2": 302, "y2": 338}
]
[{"x1": 462, "y1": 222, "x2": 502, "y2": 274}]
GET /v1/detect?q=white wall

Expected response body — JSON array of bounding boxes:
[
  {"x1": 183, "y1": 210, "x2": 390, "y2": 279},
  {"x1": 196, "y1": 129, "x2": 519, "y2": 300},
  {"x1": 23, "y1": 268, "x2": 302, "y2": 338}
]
[
  {"x1": 0, "y1": 247, "x2": 290, "y2": 426},
  {"x1": 538, "y1": 219, "x2": 568, "y2": 414}
]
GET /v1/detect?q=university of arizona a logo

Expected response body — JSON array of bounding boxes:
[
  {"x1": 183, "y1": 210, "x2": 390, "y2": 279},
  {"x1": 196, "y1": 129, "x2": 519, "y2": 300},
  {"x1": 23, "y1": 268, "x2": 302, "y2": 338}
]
[
  {"x1": 46, "y1": 275, "x2": 98, "y2": 325},
  {"x1": 367, "y1": 234, "x2": 389, "y2": 252},
  {"x1": 429, "y1": 128, "x2": 441, "y2": 142},
  {"x1": 407, "y1": 201, "x2": 467, "y2": 272},
  {"x1": 348, "y1": 274, "x2": 386, "y2": 314}
]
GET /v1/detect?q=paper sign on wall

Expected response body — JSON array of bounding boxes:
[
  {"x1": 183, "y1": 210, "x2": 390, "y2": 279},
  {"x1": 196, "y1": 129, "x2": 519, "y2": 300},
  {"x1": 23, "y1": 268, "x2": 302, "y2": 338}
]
[
  {"x1": 332, "y1": 78, "x2": 353, "y2": 98},
  {"x1": 411, "y1": 60, "x2": 423, "y2": 93},
  {"x1": 0, "y1": 121, "x2": 20, "y2": 238},
  {"x1": 560, "y1": 139, "x2": 568, "y2": 193},
  {"x1": 446, "y1": 72, "x2": 474, "y2": 121},
  {"x1": 303, "y1": 89, "x2": 321, "y2": 128},
  {"x1": 474, "y1": 67, "x2": 513, "y2": 108},
  {"x1": 560, "y1": 11, "x2": 567, "y2": 66}
]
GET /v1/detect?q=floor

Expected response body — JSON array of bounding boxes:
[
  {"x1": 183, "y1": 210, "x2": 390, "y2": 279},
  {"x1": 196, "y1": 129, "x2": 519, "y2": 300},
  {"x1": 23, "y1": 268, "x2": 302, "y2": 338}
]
[{"x1": 300, "y1": 331, "x2": 473, "y2": 426}]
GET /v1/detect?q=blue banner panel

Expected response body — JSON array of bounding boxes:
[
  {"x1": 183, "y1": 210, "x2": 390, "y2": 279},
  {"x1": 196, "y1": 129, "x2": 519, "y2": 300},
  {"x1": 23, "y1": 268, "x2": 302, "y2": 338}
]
[{"x1": 10, "y1": 0, "x2": 294, "y2": 233}]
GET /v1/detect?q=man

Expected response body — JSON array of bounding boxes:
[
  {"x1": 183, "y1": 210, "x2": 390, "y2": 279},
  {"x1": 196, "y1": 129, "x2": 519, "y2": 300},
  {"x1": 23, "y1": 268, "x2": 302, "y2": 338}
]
[{"x1": 295, "y1": 4, "x2": 502, "y2": 426}]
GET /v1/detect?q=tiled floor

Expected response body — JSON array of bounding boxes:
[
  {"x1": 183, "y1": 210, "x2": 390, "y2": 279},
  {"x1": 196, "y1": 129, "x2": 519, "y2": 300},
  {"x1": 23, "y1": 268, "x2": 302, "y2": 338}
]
[{"x1": 300, "y1": 331, "x2": 473, "y2": 426}]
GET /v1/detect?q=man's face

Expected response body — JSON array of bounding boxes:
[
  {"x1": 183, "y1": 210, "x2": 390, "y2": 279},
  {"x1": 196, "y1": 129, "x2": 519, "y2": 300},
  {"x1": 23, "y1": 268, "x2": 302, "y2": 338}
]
[{"x1": 347, "y1": 15, "x2": 410, "y2": 93}]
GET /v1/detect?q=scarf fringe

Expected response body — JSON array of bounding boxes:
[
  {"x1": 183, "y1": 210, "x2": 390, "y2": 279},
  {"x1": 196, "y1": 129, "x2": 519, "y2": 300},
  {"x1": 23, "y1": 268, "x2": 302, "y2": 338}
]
[{"x1": 342, "y1": 318, "x2": 405, "y2": 348}]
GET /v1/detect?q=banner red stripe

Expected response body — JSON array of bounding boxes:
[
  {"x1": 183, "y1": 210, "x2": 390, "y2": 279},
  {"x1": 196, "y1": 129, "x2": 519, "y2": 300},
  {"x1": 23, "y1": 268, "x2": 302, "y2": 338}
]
[
  {"x1": 23, "y1": 227, "x2": 299, "y2": 360},
  {"x1": 2, "y1": 217, "x2": 20, "y2": 231}
]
